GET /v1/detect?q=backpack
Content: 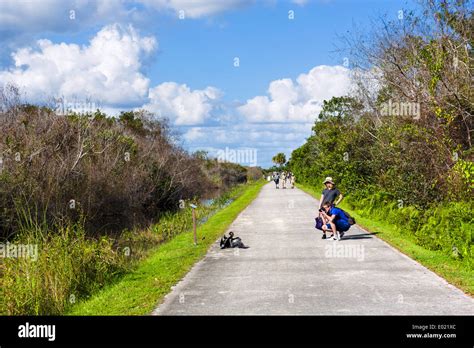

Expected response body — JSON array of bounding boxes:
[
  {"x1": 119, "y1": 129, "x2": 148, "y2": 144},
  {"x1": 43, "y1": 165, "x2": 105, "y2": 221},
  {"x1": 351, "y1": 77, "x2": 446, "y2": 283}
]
[
  {"x1": 314, "y1": 217, "x2": 324, "y2": 230},
  {"x1": 341, "y1": 209, "x2": 356, "y2": 225}
]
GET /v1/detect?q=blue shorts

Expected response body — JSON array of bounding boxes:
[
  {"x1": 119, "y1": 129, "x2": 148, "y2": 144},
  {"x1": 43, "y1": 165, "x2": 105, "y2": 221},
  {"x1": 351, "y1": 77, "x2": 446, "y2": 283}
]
[{"x1": 325, "y1": 222, "x2": 350, "y2": 232}]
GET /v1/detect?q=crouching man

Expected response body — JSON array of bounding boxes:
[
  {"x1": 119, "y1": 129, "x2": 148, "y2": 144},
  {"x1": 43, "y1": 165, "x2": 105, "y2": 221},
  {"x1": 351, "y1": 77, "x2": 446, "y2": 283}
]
[{"x1": 320, "y1": 201, "x2": 351, "y2": 240}]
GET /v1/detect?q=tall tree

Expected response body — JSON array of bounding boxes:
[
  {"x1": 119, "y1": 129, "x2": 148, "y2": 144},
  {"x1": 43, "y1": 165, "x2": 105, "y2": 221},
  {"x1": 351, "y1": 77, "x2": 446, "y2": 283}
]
[{"x1": 272, "y1": 153, "x2": 286, "y2": 168}]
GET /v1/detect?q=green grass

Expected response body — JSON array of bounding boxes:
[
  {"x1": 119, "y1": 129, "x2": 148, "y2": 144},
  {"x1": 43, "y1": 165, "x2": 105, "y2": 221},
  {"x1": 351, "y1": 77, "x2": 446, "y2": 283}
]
[
  {"x1": 67, "y1": 179, "x2": 267, "y2": 315},
  {"x1": 297, "y1": 183, "x2": 473, "y2": 296}
]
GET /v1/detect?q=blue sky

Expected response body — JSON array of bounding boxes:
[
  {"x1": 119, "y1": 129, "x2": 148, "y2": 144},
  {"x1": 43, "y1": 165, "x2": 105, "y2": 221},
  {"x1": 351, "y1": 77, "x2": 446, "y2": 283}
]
[{"x1": 0, "y1": 0, "x2": 418, "y2": 167}]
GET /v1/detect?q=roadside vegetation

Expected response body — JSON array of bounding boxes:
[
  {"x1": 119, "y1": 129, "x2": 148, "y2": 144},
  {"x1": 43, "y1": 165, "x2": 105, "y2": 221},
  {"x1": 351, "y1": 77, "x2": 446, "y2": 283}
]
[
  {"x1": 67, "y1": 179, "x2": 265, "y2": 315},
  {"x1": 0, "y1": 86, "x2": 263, "y2": 315},
  {"x1": 298, "y1": 183, "x2": 473, "y2": 295},
  {"x1": 288, "y1": 0, "x2": 472, "y2": 291}
]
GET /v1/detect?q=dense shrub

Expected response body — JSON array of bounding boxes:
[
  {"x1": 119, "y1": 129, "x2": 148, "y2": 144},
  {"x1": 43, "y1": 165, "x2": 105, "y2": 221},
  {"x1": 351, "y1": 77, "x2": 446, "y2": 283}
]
[
  {"x1": 1, "y1": 220, "x2": 130, "y2": 315},
  {"x1": 0, "y1": 182, "x2": 252, "y2": 315},
  {"x1": 246, "y1": 167, "x2": 264, "y2": 181},
  {"x1": 0, "y1": 86, "x2": 215, "y2": 238},
  {"x1": 415, "y1": 202, "x2": 473, "y2": 261},
  {"x1": 0, "y1": 86, "x2": 260, "y2": 315},
  {"x1": 346, "y1": 194, "x2": 473, "y2": 265}
]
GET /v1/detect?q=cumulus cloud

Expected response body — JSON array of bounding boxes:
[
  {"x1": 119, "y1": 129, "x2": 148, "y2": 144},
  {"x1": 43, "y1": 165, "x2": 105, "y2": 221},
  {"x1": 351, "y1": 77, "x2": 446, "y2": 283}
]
[
  {"x1": 0, "y1": 0, "x2": 251, "y2": 35},
  {"x1": 181, "y1": 65, "x2": 354, "y2": 165},
  {"x1": 0, "y1": 0, "x2": 134, "y2": 38},
  {"x1": 0, "y1": 20, "x2": 223, "y2": 124},
  {"x1": 0, "y1": 0, "x2": 253, "y2": 66},
  {"x1": 143, "y1": 82, "x2": 222, "y2": 125},
  {"x1": 183, "y1": 127, "x2": 206, "y2": 141},
  {"x1": 0, "y1": 0, "x2": 124, "y2": 65},
  {"x1": 238, "y1": 65, "x2": 352, "y2": 123},
  {"x1": 0, "y1": 24, "x2": 156, "y2": 106},
  {"x1": 208, "y1": 123, "x2": 313, "y2": 146}
]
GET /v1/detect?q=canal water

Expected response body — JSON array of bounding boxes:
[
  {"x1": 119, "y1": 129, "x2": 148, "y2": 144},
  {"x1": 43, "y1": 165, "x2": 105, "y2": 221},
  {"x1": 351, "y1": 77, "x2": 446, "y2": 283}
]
[{"x1": 197, "y1": 188, "x2": 234, "y2": 224}]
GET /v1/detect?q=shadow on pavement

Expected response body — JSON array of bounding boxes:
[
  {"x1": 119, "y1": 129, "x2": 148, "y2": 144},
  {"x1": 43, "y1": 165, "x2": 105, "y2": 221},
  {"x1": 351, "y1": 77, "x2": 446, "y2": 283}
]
[{"x1": 342, "y1": 232, "x2": 380, "y2": 240}]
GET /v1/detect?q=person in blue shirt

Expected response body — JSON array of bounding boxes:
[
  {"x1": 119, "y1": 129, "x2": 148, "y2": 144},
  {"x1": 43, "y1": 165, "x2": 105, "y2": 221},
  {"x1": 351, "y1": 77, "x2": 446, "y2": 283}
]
[{"x1": 320, "y1": 201, "x2": 350, "y2": 240}]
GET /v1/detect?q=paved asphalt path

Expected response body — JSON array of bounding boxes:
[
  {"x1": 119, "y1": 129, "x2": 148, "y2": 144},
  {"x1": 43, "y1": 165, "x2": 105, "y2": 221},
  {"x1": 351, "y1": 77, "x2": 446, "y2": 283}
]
[{"x1": 153, "y1": 183, "x2": 474, "y2": 315}]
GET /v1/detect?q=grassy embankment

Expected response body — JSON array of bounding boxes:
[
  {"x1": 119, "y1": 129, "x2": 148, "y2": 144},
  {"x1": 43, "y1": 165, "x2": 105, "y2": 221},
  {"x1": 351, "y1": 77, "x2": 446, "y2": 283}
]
[
  {"x1": 297, "y1": 183, "x2": 473, "y2": 296},
  {"x1": 68, "y1": 179, "x2": 266, "y2": 315}
]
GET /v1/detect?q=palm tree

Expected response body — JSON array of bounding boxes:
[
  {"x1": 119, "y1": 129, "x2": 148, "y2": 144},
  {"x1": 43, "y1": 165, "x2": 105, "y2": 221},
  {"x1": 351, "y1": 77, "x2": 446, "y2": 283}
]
[{"x1": 272, "y1": 153, "x2": 286, "y2": 168}]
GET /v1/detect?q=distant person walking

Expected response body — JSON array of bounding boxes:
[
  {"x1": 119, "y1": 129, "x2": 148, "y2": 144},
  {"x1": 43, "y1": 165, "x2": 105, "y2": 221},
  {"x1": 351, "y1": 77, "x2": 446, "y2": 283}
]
[
  {"x1": 280, "y1": 171, "x2": 287, "y2": 189},
  {"x1": 273, "y1": 172, "x2": 280, "y2": 189},
  {"x1": 286, "y1": 172, "x2": 291, "y2": 187},
  {"x1": 290, "y1": 173, "x2": 296, "y2": 189}
]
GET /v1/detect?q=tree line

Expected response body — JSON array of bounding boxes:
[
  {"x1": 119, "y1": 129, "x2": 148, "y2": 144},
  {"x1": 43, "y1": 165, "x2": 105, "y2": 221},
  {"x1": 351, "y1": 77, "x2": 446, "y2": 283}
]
[
  {"x1": 0, "y1": 84, "x2": 263, "y2": 314},
  {"x1": 288, "y1": 0, "x2": 472, "y2": 264},
  {"x1": 0, "y1": 85, "x2": 262, "y2": 240}
]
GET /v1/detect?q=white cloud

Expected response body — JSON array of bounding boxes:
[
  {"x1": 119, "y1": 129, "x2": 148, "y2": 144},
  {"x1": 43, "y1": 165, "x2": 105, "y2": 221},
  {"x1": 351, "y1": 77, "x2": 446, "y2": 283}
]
[
  {"x1": 183, "y1": 127, "x2": 206, "y2": 141},
  {"x1": 183, "y1": 122, "x2": 314, "y2": 167},
  {"x1": 0, "y1": 0, "x2": 131, "y2": 35},
  {"x1": 0, "y1": 0, "x2": 252, "y2": 35},
  {"x1": 0, "y1": 21, "x2": 222, "y2": 124},
  {"x1": 0, "y1": 24, "x2": 156, "y2": 106},
  {"x1": 143, "y1": 82, "x2": 222, "y2": 125},
  {"x1": 238, "y1": 65, "x2": 352, "y2": 123},
  {"x1": 181, "y1": 65, "x2": 353, "y2": 166},
  {"x1": 138, "y1": 0, "x2": 252, "y2": 18}
]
